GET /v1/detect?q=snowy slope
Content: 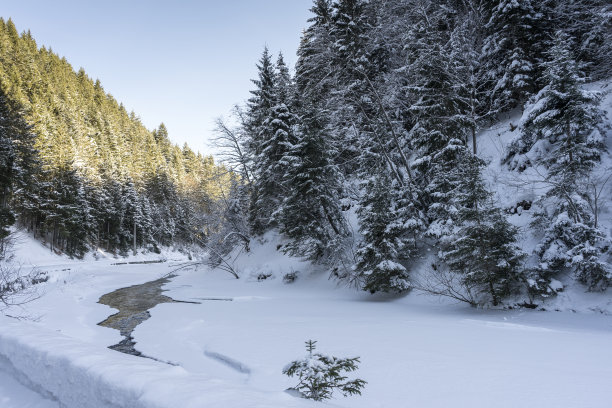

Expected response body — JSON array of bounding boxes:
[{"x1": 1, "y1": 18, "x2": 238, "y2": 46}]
[{"x1": 476, "y1": 79, "x2": 612, "y2": 312}]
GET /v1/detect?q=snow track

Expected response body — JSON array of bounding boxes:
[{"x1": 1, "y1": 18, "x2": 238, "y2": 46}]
[{"x1": 204, "y1": 350, "x2": 252, "y2": 375}]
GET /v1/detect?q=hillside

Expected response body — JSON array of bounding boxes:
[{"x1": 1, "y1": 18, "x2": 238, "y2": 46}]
[
  {"x1": 209, "y1": 0, "x2": 612, "y2": 309},
  {"x1": 0, "y1": 18, "x2": 230, "y2": 257}
]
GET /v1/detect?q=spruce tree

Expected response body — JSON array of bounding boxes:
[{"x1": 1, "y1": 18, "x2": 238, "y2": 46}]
[
  {"x1": 276, "y1": 104, "x2": 347, "y2": 262},
  {"x1": 295, "y1": 0, "x2": 334, "y2": 103},
  {"x1": 355, "y1": 171, "x2": 423, "y2": 294},
  {"x1": 0, "y1": 90, "x2": 16, "y2": 244},
  {"x1": 482, "y1": 0, "x2": 544, "y2": 111},
  {"x1": 508, "y1": 31, "x2": 606, "y2": 173},
  {"x1": 442, "y1": 153, "x2": 525, "y2": 306}
]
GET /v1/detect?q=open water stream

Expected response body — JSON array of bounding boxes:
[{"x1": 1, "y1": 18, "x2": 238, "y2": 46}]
[{"x1": 97, "y1": 274, "x2": 195, "y2": 358}]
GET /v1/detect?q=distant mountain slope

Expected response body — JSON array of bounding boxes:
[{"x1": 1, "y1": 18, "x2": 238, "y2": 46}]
[{"x1": 0, "y1": 18, "x2": 230, "y2": 257}]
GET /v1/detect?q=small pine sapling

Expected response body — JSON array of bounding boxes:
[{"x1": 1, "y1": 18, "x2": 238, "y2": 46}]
[{"x1": 283, "y1": 340, "x2": 366, "y2": 401}]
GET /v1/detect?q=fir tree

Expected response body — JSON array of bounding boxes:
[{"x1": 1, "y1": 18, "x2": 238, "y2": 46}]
[
  {"x1": 442, "y1": 153, "x2": 525, "y2": 306},
  {"x1": 283, "y1": 340, "x2": 366, "y2": 401},
  {"x1": 508, "y1": 31, "x2": 606, "y2": 175},
  {"x1": 276, "y1": 104, "x2": 347, "y2": 262},
  {"x1": 508, "y1": 31, "x2": 610, "y2": 293},
  {"x1": 0, "y1": 90, "x2": 16, "y2": 243},
  {"x1": 355, "y1": 171, "x2": 423, "y2": 294},
  {"x1": 295, "y1": 0, "x2": 334, "y2": 103},
  {"x1": 0, "y1": 20, "x2": 230, "y2": 255},
  {"x1": 482, "y1": 0, "x2": 544, "y2": 111}
]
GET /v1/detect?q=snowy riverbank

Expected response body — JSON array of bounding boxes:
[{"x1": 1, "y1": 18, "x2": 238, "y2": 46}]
[{"x1": 1, "y1": 232, "x2": 612, "y2": 407}]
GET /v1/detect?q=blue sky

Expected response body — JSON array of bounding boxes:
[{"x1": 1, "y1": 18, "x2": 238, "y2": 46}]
[{"x1": 2, "y1": 0, "x2": 313, "y2": 155}]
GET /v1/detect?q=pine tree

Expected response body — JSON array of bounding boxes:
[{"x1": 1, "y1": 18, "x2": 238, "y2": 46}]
[
  {"x1": 442, "y1": 153, "x2": 525, "y2": 306},
  {"x1": 328, "y1": 0, "x2": 381, "y2": 175},
  {"x1": 245, "y1": 47, "x2": 277, "y2": 159},
  {"x1": 331, "y1": 0, "x2": 373, "y2": 85},
  {"x1": 276, "y1": 104, "x2": 347, "y2": 262},
  {"x1": 283, "y1": 340, "x2": 366, "y2": 401},
  {"x1": 508, "y1": 31, "x2": 606, "y2": 174},
  {"x1": 449, "y1": 4, "x2": 493, "y2": 154},
  {"x1": 0, "y1": 90, "x2": 16, "y2": 244},
  {"x1": 275, "y1": 52, "x2": 292, "y2": 104},
  {"x1": 401, "y1": 9, "x2": 471, "y2": 239},
  {"x1": 295, "y1": 0, "x2": 335, "y2": 103},
  {"x1": 355, "y1": 171, "x2": 423, "y2": 294},
  {"x1": 245, "y1": 48, "x2": 282, "y2": 234},
  {"x1": 249, "y1": 100, "x2": 296, "y2": 235},
  {"x1": 553, "y1": 0, "x2": 612, "y2": 80},
  {"x1": 482, "y1": 0, "x2": 545, "y2": 111}
]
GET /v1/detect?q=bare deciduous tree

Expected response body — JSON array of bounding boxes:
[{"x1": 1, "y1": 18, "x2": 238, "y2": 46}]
[{"x1": 413, "y1": 264, "x2": 481, "y2": 307}]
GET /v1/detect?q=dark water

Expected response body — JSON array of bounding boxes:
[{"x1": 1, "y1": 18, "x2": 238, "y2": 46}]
[{"x1": 98, "y1": 275, "x2": 189, "y2": 358}]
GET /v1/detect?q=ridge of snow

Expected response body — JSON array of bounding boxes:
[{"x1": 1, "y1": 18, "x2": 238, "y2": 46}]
[{"x1": 0, "y1": 316, "x2": 316, "y2": 408}]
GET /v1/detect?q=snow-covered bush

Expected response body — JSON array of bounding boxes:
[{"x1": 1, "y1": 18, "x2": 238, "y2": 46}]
[
  {"x1": 283, "y1": 340, "x2": 366, "y2": 401},
  {"x1": 283, "y1": 270, "x2": 299, "y2": 283}
]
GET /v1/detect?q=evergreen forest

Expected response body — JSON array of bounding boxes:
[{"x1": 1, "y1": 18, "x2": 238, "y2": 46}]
[
  {"x1": 213, "y1": 0, "x2": 612, "y2": 306},
  {"x1": 0, "y1": 18, "x2": 231, "y2": 258}
]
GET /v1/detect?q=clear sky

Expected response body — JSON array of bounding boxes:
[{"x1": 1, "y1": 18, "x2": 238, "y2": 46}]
[{"x1": 2, "y1": 0, "x2": 313, "y2": 155}]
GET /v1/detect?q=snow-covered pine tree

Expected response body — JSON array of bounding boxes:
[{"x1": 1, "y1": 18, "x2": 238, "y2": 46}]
[
  {"x1": 355, "y1": 170, "x2": 423, "y2": 294},
  {"x1": 508, "y1": 31, "x2": 606, "y2": 172},
  {"x1": 295, "y1": 0, "x2": 334, "y2": 104},
  {"x1": 514, "y1": 31, "x2": 611, "y2": 293},
  {"x1": 141, "y1": 169, "x2": 172, "y2": 247},
  {"x1": 553, "y1": 0, "x2": 612, "y2": 80},
  {"x1": 442, "y1": 153, "x2": 525, "y2": 306},
  {"x1": 250, "y1": 94, "x2": 296, "y2": 235},
  {"x1": 43, "y1": 164, "x2": 92, "y2": 258},
  {"x1": 276, "y1": 103, "x2": 347, "y2": 263},
  {"x1": 245, "y1": 47, "x2": 277, "y2": 161},
  {"x1": 0, "y1": 90, "x2": 16, "y2": 244},
  {"x1": 327, "y1": 0, "x2": 379, "y2": 175},
  {"x1": 283, "y1": 340, "x2": 366, "y2": 401},
  {"x1": 482, "y1": 0, "x2": 544, "y2": 112},
  {"x1": 449, "y1": 3, "x2": 493, "y2": 155},
  {"x1": 245, "y1": 48, "x2": 299, "y2": 235},
  {"x1": 404, "y1": 16, "x2": 469, "y2": 240},
  {"x1": 275, "y1": 52, "x2": 293, "y2": 105},
  {"x1": 330, "y1": 0, "x2": 375, "y2": 89},
  {"x1": 0, "y1": 87, "x2": 42, "y2": 245}
]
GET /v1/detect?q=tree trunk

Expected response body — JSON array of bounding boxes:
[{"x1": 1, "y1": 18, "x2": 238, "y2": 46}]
[{"x1": 321, "y1": 203, "x2": 340, "y2": 236}]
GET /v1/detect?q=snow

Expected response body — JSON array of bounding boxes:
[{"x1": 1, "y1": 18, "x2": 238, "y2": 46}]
[
  {"x1": 476, "y1": 78, "x2": 612, "y2": 310},
  {"x1": 1, "y1": 223, "x2": 612, "y2": 407},
  {"x1": 136, "y1": 257, "x2": 612, "y2": 408},
  {"x1": 0, "y1": 233, "x2": 316, "y2": 408},
  {"x1": 0, "y1": 369, "x2": 57, "y2": 408},
  {"x1": 0, "y1": 315, "x2": 315, "y2": 408}
]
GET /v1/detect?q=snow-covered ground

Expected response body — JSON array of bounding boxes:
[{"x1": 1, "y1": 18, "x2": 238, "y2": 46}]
[{"x1": 1, "y1": 231, "x2": 612, "y2": 408}]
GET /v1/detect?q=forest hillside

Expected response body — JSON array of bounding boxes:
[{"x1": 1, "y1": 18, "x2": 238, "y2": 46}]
[
  {"x1": 0, "y1": 18, "x2": 231, "y2": 258},
  {"x1": 211, "y1": 0, "x2": 612, "y2": 308}
]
